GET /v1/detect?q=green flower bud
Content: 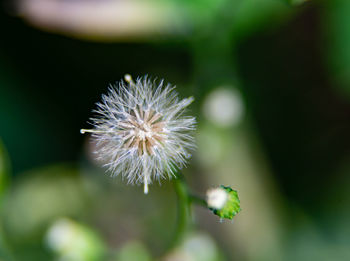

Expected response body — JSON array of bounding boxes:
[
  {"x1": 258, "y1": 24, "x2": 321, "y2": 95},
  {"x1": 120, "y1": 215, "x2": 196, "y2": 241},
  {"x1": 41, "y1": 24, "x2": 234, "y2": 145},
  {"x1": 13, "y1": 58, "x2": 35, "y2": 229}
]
[{"x1": 206, "y1": 185, "x2": 241, "y2": 220}]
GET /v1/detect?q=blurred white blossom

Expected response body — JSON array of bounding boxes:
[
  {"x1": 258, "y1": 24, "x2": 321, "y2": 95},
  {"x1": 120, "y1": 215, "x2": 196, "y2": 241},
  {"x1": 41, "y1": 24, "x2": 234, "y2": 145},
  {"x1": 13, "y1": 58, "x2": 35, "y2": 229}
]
[{"x1": 203, "y1": 87, "x2": 244, "y2": 127}]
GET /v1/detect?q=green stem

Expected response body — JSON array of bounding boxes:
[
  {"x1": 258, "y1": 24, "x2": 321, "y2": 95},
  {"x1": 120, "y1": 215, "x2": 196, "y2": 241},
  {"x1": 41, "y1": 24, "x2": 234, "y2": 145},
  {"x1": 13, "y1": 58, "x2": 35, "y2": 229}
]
[
  {"x1": 172, "y1": 175, "x2": 208, "y2": 248},
  {"x1": 189, "y1": 194, "x2": 208, "y2": 208},
  {"x1": 172, "y1": 175, "x2": 191, "y2": 247}
]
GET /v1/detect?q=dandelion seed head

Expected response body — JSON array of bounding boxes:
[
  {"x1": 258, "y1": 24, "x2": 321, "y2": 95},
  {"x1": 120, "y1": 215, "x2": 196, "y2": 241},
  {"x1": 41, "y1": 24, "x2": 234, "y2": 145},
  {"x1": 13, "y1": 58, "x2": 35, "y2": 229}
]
[{"x1": 81, "y1": 75, "x2": 196, "y2": 193}]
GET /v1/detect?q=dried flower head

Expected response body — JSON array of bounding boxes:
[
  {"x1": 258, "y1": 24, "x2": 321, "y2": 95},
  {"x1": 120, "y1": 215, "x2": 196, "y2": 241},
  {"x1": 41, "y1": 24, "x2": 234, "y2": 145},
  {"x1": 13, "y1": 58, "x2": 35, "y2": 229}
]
[{"x1": 81, "y1": 75, "x2": 196, "y2": 194}]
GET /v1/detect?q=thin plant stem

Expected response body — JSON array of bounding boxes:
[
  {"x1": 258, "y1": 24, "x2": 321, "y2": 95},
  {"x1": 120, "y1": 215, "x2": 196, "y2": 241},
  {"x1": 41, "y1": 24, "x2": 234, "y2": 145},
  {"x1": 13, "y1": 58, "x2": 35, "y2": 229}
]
[
  {"x1": 189, "y1": 194, "x2": 207, "y2": 208},
  {"x1": 172, "y1": 174, "x2": 191, "y2": 247},
  {"x1": 172, "y1": 174, "x2": 208, "y2": 247}
]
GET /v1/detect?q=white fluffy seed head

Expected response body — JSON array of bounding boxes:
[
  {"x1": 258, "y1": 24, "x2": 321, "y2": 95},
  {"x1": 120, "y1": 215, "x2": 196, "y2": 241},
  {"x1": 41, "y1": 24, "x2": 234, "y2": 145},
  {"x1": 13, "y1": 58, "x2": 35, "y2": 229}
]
[
  {"x1": 206, "y1": 188, "x2": 228, "y2": 210},
  {"x1": 81, "y1": 75, "x2": 196, "y2": 193}
]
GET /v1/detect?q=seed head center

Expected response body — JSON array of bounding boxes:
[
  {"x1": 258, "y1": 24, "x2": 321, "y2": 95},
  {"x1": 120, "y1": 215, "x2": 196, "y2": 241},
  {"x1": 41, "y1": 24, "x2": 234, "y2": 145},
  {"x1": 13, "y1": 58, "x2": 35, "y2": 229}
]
[
  {"x1": 137, "y1": 123, "x2": 153, "y2": 140},
  {"x1": 121, "y1": 108, "x2": 165, "y2": 155}
]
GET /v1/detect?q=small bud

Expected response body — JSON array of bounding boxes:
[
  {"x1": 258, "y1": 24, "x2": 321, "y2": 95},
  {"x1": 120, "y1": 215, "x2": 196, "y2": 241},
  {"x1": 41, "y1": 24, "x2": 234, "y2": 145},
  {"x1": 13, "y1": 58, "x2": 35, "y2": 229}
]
[{"x1": 206, "y1": 185, "x2": 241, "y2": 220}]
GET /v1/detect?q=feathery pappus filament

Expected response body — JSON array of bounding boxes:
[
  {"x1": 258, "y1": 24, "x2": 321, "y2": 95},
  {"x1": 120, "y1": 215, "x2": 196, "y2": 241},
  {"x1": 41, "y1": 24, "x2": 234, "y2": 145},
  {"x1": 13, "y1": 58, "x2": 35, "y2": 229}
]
[{"x1": 81, "y1": 75, "x2": 196, "y2": 194}]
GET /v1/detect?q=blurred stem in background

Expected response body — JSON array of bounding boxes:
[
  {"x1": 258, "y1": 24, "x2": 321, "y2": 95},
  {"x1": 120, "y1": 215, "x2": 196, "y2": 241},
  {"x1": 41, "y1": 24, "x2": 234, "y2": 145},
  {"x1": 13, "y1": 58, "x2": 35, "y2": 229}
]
[
  {"x1": 189, "y1": 0, "x2": 290, "y2": 260},
  {"x1": 190, "y1": 0, "x2": 240, "y2": 99}
]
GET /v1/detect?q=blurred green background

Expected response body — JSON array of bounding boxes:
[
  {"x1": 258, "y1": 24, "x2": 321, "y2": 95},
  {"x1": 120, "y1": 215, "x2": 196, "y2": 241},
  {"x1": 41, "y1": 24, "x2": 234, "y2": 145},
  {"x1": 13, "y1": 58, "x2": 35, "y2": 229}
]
[{"x1": 1, "y1": 0, "x2": 350, "y2": 260}]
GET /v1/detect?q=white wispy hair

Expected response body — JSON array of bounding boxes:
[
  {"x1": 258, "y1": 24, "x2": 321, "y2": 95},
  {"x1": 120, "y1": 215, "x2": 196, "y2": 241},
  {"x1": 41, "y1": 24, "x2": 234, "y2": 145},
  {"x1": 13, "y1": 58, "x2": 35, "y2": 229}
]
[
  {"x1": 206, "y1": 187, "x2": 228, "y2": 210},
  {"x1": 81, "y1": 75, "x2": 196, "y2": 194}
]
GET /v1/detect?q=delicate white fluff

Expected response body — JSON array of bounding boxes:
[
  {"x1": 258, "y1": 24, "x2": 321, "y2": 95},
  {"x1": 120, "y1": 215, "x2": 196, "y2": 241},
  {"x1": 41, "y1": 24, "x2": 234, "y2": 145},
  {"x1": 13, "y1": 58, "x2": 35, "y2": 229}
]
[
  {"x1": 81, "y1": 75, "x2": 196, "y2": 193},
  {"x1": 206, "y1": 188, "x2": 228, "y2": 210}
]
